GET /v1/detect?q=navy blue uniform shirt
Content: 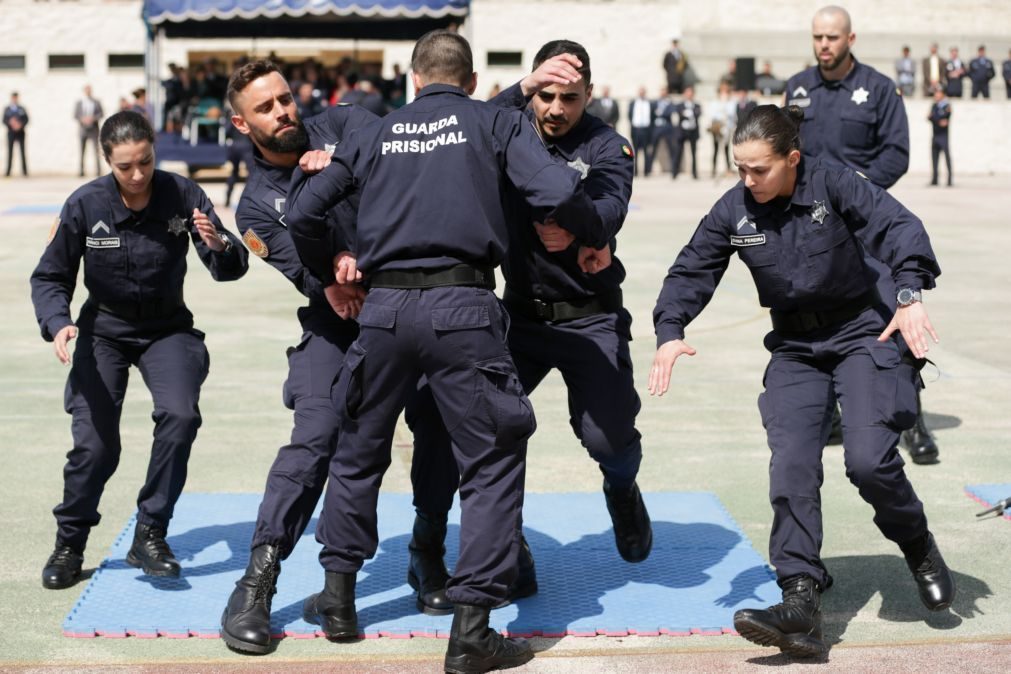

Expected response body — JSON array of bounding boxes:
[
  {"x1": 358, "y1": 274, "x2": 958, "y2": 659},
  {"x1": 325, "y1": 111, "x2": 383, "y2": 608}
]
[
  {"x1": 929, "y1": 99, "x2": 951, "y2": 137},
  {"x1": 653, "y1": 160, "x2": 940, "y2": 346},
  {"x1": 490, "y1": 82, "x2": 633, "y2": 301},
  {"x1": 31, "y1": 170, "x2": 248, "y2": 341},
  {"x1": 968, "y1": 57, "x2": 995, "y2": 83},
  {"x1": 235, "y1": 104, "x2": 377, "y2": 328},
  {"x1": 286, "y1": 83, "x2": 606, "y2": 277},
  {"x1": 786, "y1": 59, "x2": 909, "y2": 189}
]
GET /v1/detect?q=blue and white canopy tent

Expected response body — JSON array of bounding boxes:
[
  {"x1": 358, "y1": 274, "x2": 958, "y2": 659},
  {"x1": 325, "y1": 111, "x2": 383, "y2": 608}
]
[
  {"x1": 141, "y1": 0, "x2": 470, "y2": 161},
  {"x1": 143, "y1": 0, "x2": 470, "y2": 38}
]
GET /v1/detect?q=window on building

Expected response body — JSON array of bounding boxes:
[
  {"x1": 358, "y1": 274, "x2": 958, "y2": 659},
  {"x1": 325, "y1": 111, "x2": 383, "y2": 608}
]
[
  {"x1": 487, "y1": 51, "x2": 523, "y2": 68},
  {"x1": 109, "y1": 53, "x2": 145, "y2": 69},
  {"x1": 0, "y1": 55, "x2": 26, "y2": 71},
  {"x1": 49, "y1": 54, "x2": 85, "y2": 70}
]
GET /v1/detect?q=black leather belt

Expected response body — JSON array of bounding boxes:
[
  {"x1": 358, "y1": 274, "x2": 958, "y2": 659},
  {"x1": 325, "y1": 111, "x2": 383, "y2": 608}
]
[
  {"x1": 367, "y1": 264, "x2": 495, "y2": 290},
  {"x1": 503, "y1": 287, "x2": 623, "y2": 322},
  {"x1": 93, "y1": 295, "x2": 184, "y2": 321},
  {"x1": 770, "y1": 290, "x2": 878, "y2": 334}
]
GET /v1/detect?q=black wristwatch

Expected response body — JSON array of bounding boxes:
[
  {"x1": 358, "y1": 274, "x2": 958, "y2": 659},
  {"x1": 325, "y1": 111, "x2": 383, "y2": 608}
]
[{"x1": 896, "y1": 288, "x2": 922, "y2": 307}]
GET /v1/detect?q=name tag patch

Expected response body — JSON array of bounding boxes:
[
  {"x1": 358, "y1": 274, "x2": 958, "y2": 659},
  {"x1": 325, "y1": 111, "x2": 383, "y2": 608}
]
[
  {"x1": 730, "y1": 234, "x2": 766, "y2": 247},
  {"x1": 86, "y1": 237, "x2": 121, "y2": 248}
]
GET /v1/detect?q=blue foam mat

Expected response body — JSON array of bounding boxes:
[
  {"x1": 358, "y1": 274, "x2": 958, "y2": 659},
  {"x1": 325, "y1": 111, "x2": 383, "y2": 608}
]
[
  {"x1": 64, "y1": 492, "x2": 779, "y2": 639},
  {"x1": 965, "y1": 484, "x2": 1011, "y2": 521}
]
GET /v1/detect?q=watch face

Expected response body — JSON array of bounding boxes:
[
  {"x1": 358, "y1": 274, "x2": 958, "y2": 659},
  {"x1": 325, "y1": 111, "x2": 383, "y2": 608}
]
[{"x1": 897, "y1": 289, "x2": 915, "y2": 305}]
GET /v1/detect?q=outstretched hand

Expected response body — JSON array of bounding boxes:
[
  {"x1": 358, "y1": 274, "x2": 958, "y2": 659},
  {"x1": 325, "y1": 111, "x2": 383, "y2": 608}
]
[
  {"x1": 193, "y1": 209, "x2": 227, "y2": 252},
  {"x1": 53, "y1": 325, "x2": 78, "y2": 365},
  {"x1": 878, "y1": 302, "x2": 938, "y2": 359},
  {"x1": 648, "y1": 339, "x2": 698, "y2": 397},
  {"x1": 324, "y1": 283, "x2": 366, "y2": 320}
]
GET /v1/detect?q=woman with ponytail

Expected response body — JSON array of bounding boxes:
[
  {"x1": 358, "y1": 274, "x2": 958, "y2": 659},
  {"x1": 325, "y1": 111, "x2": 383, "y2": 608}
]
[{"x1": 648, "y1": 104, "x2": 954, "y2": 658}]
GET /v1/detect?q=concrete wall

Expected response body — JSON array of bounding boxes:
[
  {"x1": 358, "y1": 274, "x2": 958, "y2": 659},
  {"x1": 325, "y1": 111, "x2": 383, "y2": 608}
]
[{"x1": 1, "y1": 0, "x2": 1009, "y2": 177}]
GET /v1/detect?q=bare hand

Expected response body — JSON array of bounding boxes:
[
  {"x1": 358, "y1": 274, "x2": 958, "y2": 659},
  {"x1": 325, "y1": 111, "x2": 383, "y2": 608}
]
[
  {"x1": 878, "y1": 303, "x2": 938, "y2": 359},
  {"x1": 333, "y1": 251, "x2": 362, "y2": 285},
  {"x1": 519, "y1": 53, "x2": 584, "y2": 97},
  {"x1": 324, "y1": 283, "x2": 366, "y2": 320},
  {"x1": 577, "y1": 245, "x2": 612, "y2": 274},
  {"x1": 299, "y1": 149, "x2": 332, "y2": 174},
  {"x1": 648, "y1": 339, "x2": 698, "y2": 397},
  {"x1": 53, "y1": 325, "x2": 78, "y2": 365},
  {"x1": 193, "y1": 209, "x2": 226, "y2": 252},
  {"x1": 534, "y1": 219, "x2": 576, "y2": 252}
]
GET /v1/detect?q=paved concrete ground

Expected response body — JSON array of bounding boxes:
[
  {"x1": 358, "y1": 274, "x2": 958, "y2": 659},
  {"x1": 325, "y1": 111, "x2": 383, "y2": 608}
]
[{"x1": 1, "y1": 169, "x2": 1009, "y2": 671}]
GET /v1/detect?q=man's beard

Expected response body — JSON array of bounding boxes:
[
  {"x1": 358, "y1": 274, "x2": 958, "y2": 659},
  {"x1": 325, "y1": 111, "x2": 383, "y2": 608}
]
[
  {"x1": 254, "y1": 117, "x2": 309, "y2": 154},
  {"x1": 816, "y1": 46, "x2": 850, "y2": 73}
]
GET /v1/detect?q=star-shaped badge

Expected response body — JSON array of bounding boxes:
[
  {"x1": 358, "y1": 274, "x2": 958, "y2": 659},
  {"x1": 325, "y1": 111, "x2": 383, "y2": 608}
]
[
  {"x1": 168, "y1": 215, "x2": 189, "y2": 236},
  {"x1": 851, "y1": 87, "x2": 870, "y2": 105},
  {"x1": 567, "y1": 156, "x2": 590, "y2": 180},
  {"x1": 811, "y1": 200, "x2": 828, "y2": 224}
]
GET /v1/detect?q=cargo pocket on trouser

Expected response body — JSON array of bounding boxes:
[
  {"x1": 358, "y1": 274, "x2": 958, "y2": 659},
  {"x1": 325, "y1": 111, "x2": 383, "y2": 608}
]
[
  {"x1": 866, "y1": 342, "x2": 917, "y2": 431},
  {"x1": 331, "y1": 342, "x2": 366, "y2": 423},
  {"x1": 474, "y1": 356, "x2": 536, "y2": 445},
  {"x1": 282, "y1": 333, "x2": 312, "y2": 410}
]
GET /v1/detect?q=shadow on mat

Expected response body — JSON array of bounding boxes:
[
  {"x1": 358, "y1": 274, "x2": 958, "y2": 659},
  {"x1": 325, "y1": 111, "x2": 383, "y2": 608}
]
[
  {"x1": 923, "y1": 411, "x2": 961, "y2": 432},
  {"x1": 745, "y1": 554, "x2": 991, "y2": 665}
]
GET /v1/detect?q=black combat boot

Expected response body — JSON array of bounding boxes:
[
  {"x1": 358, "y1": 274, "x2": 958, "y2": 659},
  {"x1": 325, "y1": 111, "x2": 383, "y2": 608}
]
[
  {"x1": 443, "y1": 603, "x2": 533, "y2": 674},
  {"x1": 42, "y1": 543, "x2": 84, "y2": 590},
  {"x1": 733, "y1": 574, "x2": 826, "y2": 658},
  {"x1": 900, "y1": 531, "x2": 956, "y2": 611},
  {"x1": 126, "y1": 523, "x2": 181, "y2": 577},
  {"x1": 407, "y1": 511, "x2": 454, "y2": 615},
  {"x1": 220, "y1": 544, "x2": 281, "y2": 654},
  {"x1": 603, "y1": 480, "x2": 653, "y2": 562},
  {"x1": 900, "y1": 393, "x2": 939, "y2": 464},
  {"x1": 303, "y1": 571, "x2": 358, "y2": 639}
]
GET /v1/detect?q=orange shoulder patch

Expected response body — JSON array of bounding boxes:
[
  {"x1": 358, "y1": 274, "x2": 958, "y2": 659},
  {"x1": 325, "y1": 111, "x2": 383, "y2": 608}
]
[{"x1": 242, "y1": 229, "x2": 269, "y2": 258}]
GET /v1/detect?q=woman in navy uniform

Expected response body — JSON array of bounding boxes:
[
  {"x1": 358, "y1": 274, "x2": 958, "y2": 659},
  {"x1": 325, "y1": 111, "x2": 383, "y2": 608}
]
[
  {"x1": 31, "y1": 111, "x2": 248, "y2": 590},
  {"x1": 649, "y1": 105, "x2": 955, "y2": 658}
]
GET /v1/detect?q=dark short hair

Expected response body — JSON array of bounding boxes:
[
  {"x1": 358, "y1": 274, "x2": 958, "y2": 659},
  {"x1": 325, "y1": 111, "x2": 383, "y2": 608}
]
[
  {"x1": 732, "y1": 104, "x2": 803, "y2": 157},
  {"x1": 411, "y1": 30, "x2": 473, "y2": 85},
  {"x1": 227, "y1": 59, "x2": 283, "y2": 111},
  {"x1": 532, "y1": 39, "x2": 591, "y2": 85},
  {"x1": 100, "y1": 110, "x2": 155, "y2": 158}
]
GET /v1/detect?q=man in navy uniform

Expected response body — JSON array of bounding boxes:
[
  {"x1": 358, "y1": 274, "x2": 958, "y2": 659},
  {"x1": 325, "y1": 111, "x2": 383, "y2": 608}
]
[
  {"x1": 968, "y1": 45, "x2": 996, "y2": 99},
  {"x1": 928, "y1": 87, "x2": 952, "y2": 187},
  {"x1": 3, "y1": 91, "x2": 28, "y2": 177},
  {"x1": 673, "y1": 86, "x2": 702, "y2": 180},
  {"x1": 786, "y1": 5, "x2": 939, "y2": 463},
  {"x1": 286, "y1": 30, "x2": 605, "y2": 673},
  {"x1": 489, "y1": 40, "x2": 651, "y2": 571},
  {"x1": 645, "y1": 87, "x2": 678, "y2": 177},
  {"x1": 218, "y1": 61, "x2": 458, "y2": 654}
]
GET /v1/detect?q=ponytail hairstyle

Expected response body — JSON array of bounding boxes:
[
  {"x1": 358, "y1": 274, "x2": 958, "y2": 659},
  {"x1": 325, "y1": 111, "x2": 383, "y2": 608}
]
[
  {"x1": 100, "y1": 110, "x2": 155, "y2": 159},
  {"x1": 732, "y1": 104, "x2": 804, "y2": 157}
]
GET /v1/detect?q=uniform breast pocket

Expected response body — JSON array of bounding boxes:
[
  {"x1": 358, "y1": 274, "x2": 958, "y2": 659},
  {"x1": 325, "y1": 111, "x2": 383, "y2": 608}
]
[
  {"x1": 805, "y1": 225, "x2": 863, "y2": 292},
  {"x1": 86, "y1": 247, "x2": 127, "y2": 269},
  {"x1": 840, "y1": 111, "x2": 877, "y2": 148},
  {"x1": 738, "y1": 244, "x2": 784, "y2": 306}
]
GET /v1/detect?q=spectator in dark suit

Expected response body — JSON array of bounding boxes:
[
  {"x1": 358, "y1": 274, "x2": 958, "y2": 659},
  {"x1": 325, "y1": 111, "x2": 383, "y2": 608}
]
[
  {"x1": 734, "y1": 87, "x2": 757, "y2": 127},
  {"x1": 628, "y1": 86, "x2": 653, "y2": 176},
  {"x1": 3, "y1": 92, "x2": 28, "y2": 177},
  {"x1": 945, "y1": 47, "x2": 966, "y2": 98},
  {"x1": 74, "y1": 85, "x2": 103, "y2": 177},
  {"x1": 586, "y1": 85, "x2": 619, "y2": 127},
  {"x1": 663, "y1": 39, "x2": 688, "y2": 94}
]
